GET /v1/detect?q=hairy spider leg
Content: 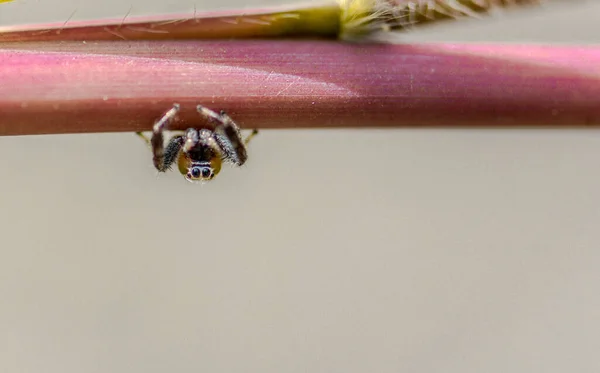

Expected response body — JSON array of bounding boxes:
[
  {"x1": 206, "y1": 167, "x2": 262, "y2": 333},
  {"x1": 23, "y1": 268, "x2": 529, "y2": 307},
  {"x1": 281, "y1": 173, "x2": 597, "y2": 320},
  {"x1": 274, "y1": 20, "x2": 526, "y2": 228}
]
[
  {"x1": 136, "y1": 103, "x2": 184, "y2": 172},
  {"x1": 196, "y1": 105, "x2": 258, "y2": 166},
  {"x1": 135, "y1": 103, "x2": 181, "y2": 147},
  {"x1": 137, "y1": 135, "x2": 185, "y2": 173},
  {"x1": 160, "y1": 136, "x2": 185, "y2": 172}
]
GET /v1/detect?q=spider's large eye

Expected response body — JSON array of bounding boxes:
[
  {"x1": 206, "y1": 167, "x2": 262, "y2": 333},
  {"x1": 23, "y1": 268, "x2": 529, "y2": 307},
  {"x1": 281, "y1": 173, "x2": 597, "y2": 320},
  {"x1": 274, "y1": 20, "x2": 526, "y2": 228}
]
[
  {"x1": 188, "y1": 166, "x2": 213, "y2": 180},
  {"x1": 191, "y1": 167, "x2": 201, "y2": 179}
]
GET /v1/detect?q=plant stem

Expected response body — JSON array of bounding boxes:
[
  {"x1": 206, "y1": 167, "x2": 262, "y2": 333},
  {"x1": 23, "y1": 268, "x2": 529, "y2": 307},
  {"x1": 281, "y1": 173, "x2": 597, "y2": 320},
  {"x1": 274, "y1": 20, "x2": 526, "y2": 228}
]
[
  {"x1": 0, "y1": 0, "x2": 545, "y2": 42},
  {"x1": 2, "y1": 40, "x2": 600, "y2": 136}
]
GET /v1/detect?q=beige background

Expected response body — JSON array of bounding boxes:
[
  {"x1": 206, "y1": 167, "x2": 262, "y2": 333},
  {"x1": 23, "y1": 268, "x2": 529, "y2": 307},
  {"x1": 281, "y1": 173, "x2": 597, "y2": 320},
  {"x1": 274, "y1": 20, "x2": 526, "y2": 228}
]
[{"x1": 2, "y1": 1, "x2": 600, "y2": 372}]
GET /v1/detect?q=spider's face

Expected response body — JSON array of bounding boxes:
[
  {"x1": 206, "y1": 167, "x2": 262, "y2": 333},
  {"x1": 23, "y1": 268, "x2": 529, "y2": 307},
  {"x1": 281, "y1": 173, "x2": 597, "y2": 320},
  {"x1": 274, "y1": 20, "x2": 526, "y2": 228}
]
[{"x1": 177, "y1": 153, "x2": 223, "y2": 183}]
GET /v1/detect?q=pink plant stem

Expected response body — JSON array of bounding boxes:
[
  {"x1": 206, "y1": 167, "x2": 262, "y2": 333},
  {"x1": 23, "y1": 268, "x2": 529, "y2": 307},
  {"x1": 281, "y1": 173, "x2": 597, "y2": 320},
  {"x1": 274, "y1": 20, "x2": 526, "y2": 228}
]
[{"x1": 1, "y1": 40, "x2": 600, "y2": 136}]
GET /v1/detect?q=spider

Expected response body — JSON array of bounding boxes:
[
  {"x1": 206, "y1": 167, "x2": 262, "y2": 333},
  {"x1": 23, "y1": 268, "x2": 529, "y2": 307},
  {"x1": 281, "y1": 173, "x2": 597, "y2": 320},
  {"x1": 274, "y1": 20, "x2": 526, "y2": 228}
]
[{"x1": 136, "y1": 103, "x2": 258, "y2": 183}]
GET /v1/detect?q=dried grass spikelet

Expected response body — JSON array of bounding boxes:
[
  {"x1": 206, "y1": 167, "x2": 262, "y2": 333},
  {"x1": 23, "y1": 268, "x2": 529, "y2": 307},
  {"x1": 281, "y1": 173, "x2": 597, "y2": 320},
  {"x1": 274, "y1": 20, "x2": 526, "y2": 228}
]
[{"x1": 339, "y1": 0, "x2": 544, "y2": 39}]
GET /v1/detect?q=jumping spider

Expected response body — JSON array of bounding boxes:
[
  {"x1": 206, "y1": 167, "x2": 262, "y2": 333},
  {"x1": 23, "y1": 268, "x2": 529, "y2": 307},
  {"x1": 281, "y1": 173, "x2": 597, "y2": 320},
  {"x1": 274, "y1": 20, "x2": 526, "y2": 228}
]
[{"x1": 137, "y1": 103, "x2": 258, "y2": 183}]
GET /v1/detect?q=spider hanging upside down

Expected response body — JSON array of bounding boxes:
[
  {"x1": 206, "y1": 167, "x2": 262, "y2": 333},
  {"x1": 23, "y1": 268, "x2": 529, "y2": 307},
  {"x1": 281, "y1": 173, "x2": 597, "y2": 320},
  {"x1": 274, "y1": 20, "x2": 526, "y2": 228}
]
[{"x1": 136, "y1": 103, "x2": 258, "y2": 183}]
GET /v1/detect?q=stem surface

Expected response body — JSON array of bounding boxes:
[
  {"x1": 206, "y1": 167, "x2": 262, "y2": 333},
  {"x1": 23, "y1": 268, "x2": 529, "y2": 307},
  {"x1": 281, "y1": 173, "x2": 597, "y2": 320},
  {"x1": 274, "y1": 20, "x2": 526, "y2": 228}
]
[{"x1": 1, "y1": 40, "x2": 600, "y2": 135}]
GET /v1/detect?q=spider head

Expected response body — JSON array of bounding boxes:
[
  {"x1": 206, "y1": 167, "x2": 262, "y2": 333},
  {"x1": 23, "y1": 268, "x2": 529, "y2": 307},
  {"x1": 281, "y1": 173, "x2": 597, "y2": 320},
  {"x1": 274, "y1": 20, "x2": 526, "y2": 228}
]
[{"x1": 178, "y1": 155, "x2": 222, "y2": 183}]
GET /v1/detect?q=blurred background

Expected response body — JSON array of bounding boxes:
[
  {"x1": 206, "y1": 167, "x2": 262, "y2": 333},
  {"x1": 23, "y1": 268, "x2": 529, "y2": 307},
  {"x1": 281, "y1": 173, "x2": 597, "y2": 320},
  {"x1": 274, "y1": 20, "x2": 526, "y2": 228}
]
[{"x1": 1, "y1": 1, "x2": 600, "y2": 372}]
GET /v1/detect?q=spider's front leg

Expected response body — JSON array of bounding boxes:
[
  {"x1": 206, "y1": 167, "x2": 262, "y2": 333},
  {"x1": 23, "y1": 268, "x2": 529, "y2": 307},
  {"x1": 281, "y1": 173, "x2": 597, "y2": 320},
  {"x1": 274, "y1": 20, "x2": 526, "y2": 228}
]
[
  {"x1": 137, "y1": 104, "x2": 184, "y2": 172},
  {"x1": 196, "y1": 105, "x2": 258, "y2": 166}
]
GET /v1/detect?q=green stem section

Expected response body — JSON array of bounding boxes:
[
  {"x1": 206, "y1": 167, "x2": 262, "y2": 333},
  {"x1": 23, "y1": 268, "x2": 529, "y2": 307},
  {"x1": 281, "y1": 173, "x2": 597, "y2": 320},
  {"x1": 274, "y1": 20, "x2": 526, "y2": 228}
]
[
  {"x1": 0, "y1": 3, "x2": 341, "y2": 42},
  {"x1": 0, "y1": 0, "x2": 545, "y2": 42}
]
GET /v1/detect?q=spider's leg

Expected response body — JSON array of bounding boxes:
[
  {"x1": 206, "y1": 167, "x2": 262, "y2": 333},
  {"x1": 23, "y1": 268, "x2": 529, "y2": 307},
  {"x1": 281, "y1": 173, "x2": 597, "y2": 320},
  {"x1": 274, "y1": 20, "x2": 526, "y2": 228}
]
[
  {"x1": 244, "y1": 129, "x2": 259, "y2": 145},
  {"x1": 196, "y1": 105, "x2": 254, "y2": 166},
  {"x1": 162, "y1": 135, "x2": 185, "y2": 171},
  {"x1": 149, "y1": 104, "x2": 181, "y2": 172},
  {"x1": 136, "y1": 131, "x2": 151, "y2": 145}
]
